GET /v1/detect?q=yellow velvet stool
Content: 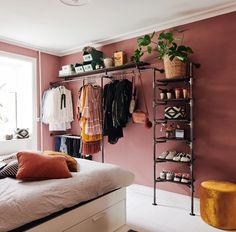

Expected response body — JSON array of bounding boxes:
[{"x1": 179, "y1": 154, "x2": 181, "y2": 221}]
[{"x1": 200, "y1": 180, "x2": 236, "y2": 230}]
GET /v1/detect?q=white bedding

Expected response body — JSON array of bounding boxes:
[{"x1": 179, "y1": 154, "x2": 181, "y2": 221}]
[{"x1": 0, "y1": 158, "x2": 134, "y2": 232}]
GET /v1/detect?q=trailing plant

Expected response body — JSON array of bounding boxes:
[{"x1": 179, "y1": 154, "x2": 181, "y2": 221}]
[{"x1": 131, "y1": 31, "x2": 193, "y2": 63}]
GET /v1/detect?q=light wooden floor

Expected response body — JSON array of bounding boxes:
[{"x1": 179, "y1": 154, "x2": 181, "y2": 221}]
[{"x1": 117, "y1": 184, "x2": 235, "y2": 232}]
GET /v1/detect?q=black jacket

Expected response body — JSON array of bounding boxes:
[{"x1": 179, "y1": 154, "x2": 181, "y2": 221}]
[{"x1": 103, "y1": 79, "x2": 132, "y2": 144}]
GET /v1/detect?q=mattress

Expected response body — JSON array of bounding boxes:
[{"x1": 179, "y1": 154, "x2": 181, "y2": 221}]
[{"x1": 0, "y1": 158, "x2": 134, "y2": 232}]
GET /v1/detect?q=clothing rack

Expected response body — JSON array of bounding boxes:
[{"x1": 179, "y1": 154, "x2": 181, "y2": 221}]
[
  {"x1": 48, "y1": 62, "x2": 163, "y2": 163},
  {"x1": 52, "y1": 134, "x2": 81, "y2": 139}
]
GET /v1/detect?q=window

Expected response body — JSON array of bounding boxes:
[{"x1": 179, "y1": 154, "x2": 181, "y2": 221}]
[{"x1": 0, "y1": 52, "x2": 37, "y2": 146}]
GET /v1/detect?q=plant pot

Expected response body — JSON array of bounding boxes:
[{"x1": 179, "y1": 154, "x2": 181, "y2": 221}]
[{"x1": 163, "y1": 56, "x2": 187, "y2": 79}]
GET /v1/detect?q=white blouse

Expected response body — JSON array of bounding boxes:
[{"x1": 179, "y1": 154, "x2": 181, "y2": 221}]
[{"x1": 42, "y1": 86, "x2": 74, "y2": 131}]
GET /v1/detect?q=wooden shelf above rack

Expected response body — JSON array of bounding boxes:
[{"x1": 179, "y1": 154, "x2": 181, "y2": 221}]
[{"x1": 58, "y1": 62, "x2": 150, "y2": 79}]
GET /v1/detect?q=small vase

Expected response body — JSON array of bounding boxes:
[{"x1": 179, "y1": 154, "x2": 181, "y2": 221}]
[
  {"x1": 175, "y1": 88, "x2": 181, "y2": 99},
  {"x1": 103, "y1": 58, "x2": 113, "y2": 68},
  {"x1": 183, "y1": 88, "x2": 189, "y2": 99},
  {"x1": 160, "y1": 93, "x2": 166, "y2": 99},
  {"x1": 167, "y1": 92, "x2": 172, "y2": 99}
]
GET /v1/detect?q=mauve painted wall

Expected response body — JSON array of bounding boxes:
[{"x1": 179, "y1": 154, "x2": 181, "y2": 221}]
[
  {"x1": 60, "y1": 12, "x2": 236, "y2": 197},
  {"x1": 0, "y1": 42, "x2": 60, "y2": 151},
  {"x1": 1, "y1": 12, "x2": 235, "y2": 197}
]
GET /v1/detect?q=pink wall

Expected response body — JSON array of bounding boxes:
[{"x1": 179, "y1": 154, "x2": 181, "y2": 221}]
[
  {"x1": 0, "y1": 42, "x2": 60, "y2": 151},
  {"x1": 61, "y1": 12, "x2": 236, "y2": 197},
  {"x1": 1, "y1": 12, "x2": 236, "y2": 198}
]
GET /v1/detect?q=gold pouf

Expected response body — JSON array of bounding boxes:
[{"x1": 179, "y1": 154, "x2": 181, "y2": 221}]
[{"x1": 200, "y1": 180, "x2": 236, "y2": 230}]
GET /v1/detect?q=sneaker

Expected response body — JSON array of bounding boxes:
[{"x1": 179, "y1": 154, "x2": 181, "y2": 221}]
[
  {"x1": 174, "y1": 173, "x2": 182, "y2": 182},
  {"x1": 180, "y1": 153, "x2": 191, "y2": 162},
  {"x1": 165, "y1": 150, "x2": 177, "y2": 160},
  {"x1": 181, "y1": 173, "x2": 191, "y2": 183},
  {"x1": 158, "y1": 151, "x2": 169, "y2": 159},
  {"x1": 160, "y1": 170, "x2": 167, "y2": 179},
  {"x1": 166, "y1": 171, "x2": 174, "y2": 181},
  {"x1": 173, "y1": 152, "x2": 183, "y2": 161}
]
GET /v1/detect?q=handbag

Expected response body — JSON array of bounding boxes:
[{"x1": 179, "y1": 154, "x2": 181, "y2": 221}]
[{"x1": 132, "y1": 72, "x2": 152, "y2": 128}]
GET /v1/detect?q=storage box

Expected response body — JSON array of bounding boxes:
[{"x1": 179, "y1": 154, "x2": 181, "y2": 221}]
[
  {"x1": 83, "y1": 54, "x2": 93, "y2": 62},
  {"x1": 83, "y1": 49, "x2": 103, "y2": 63},
  {"x1": 114, "y1": 51, "x2": 126, "y2": 66},
  {"x1": 165, "y1": 106, "x2": 187, "y2": 119},
  {"x1": 59, "y1": 70, "x2": 75, "y2": 77},
  {"x1": 83, "y1": 64, "x2": 93, "y2": 72},
  {"x1": 175, "y1": 129, "x2": 185, "y2": 139},
  {"x1": 62, "y1": 64, "x2": 74, "y2": 72},
  {"x1": 83, "y1": 60, "x2": 103, "y2": 72},
  {"x1": 74, "y1": 64, "x2": 84, "y2": 73}
]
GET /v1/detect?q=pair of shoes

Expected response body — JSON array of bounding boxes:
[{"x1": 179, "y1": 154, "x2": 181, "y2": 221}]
[
  {"x1": 173, "y1": 152, "x2": 191, "y2": 162},
  {"x1": 173, "y1": 173, "x2": 191, "y2": 183},
  {"x1": 158, "y1": 151, "x2": 169, "y2": 159},
  {"x1": 166, "y1": 151, "x2": 177, "y2": 160},
  {"x1": 173, "y1": 173, "x2": 182, "y2": 182},
  {"x1": 166, "y1": 171, "x2": 174, "y2": 180},
  {"x1": 160, "y1": 170, "x2": 174, "y2": 181},
  {"x1": 181, "y1": 173, "x2": 191, "y2": 183},
  {"x1": 158, "y1": 150, "x2": 177, "y2": 160},
  {"x1": 180, "y1": 153, "x2": 191, "y2": 162}
]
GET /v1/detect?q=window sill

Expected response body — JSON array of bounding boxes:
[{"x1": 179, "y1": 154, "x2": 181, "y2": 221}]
[{"x1": 0, "y1": 137, "x2": 31, "y2": 142}]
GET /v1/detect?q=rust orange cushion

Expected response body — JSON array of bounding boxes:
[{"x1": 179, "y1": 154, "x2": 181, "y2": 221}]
[
  {"x1": 43, "y1": 150, "x2": 78, "y2": 172},
  {"x1": 16, "y1": 151, "x2": 72, "y2": 180}
]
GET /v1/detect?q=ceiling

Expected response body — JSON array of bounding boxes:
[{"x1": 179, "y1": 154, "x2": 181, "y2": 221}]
[{"x1": 0, "y1": 0, "x2": 235, "y2": 56}]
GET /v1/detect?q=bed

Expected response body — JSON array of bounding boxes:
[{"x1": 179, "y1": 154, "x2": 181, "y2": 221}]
[{"x1": 0, "y1": 158, "x2": 134, "y2": 232}]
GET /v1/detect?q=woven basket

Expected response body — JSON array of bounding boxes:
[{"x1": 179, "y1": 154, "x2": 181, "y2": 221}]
[{"x1": 163, "y1": 56, "x2": 187, "y2": 79}]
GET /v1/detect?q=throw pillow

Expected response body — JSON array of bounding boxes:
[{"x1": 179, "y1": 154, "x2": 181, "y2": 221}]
[
  {"x1": 16, "y1": 151, "x2": 72, "y2": 180},
  {"x1": 43, "y1": 150, "x2": 78, "y2": 172},
  {"x1": 0, "y1": 160, "x2": 18, "y2": 179},
  {"x1": 15, "y1": 128, "x2": 29, "y2": 139},
  {"x1": 0, "y1": 153, "x2": 17, "y2": 164}
]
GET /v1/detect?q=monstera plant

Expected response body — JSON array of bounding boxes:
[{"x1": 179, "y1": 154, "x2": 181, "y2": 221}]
[{"x1": 131, "y1": 31, "x2": 193, "y2": 78}]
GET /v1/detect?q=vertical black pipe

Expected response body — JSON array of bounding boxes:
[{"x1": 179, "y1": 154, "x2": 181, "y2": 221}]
[
  {"x1": 153, "y1": 68, "x2": 157, "y2": 205},
  {"x1": 101, "y1": 76, "x2": 104, "y2": 163},
  {"x1": 189, "y1": 62, "x2": 195, "y2": 216}
]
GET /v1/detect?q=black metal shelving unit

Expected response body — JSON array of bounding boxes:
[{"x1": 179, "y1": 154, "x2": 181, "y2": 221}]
[{"x1": 152, "y1": 62, "x2": 200, "y2": 216}]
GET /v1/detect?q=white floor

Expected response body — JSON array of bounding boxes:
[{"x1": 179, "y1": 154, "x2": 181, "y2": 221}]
[{"x1": 117, "y1": 184, "x2": 235, "y2": 232}]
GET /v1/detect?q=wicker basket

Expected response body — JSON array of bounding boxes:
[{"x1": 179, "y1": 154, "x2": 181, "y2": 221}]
[{"x1": 163, "y1": 56, "x2": 187, "y2": 79}]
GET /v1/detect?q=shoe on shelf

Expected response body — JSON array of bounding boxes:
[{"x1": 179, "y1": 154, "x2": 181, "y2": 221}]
[
  {"x1": 166, "y1": 171, "x2": 174, "y2": 181},
  {"x1": 158, "y1": 151, "x2": 169, "y2": 159},
  {"x1": 160, "y1": 170, "x2": 167, "y2": 179},
  {"x1": 181, "y1": 173, "x2": 191, "y2": 183},
  {"x1": 174, "y1": 173, "x2": 182, "y2": 182},
  {"x1": 180, "y1": 153, "x2": 191, "y2": 162},
  {"x1": 173, "y1": 152, "x2": 184, "y2": 162},
  {"x1": 165, "y1": 150, "x2": 177, "y2": 160}
]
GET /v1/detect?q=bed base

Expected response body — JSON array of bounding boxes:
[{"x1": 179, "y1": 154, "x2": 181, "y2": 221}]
[{"x1": 13, "y1": 188, "x2": 126, "y2": 232}]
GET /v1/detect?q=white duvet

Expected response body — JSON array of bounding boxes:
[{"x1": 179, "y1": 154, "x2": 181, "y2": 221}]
[{"x1": 0, "y1": 159, "x2": 134, "y2": 232}]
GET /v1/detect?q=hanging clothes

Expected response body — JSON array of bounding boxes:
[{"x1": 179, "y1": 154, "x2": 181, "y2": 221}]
[
  {"x1": 77, "y1": 84, "x2": 102, "y2": 154},
  {"x1": 42, "y1": 86, "x2": 74, "y2": 131},
  {"x1": 65, "y1": 138, "x2": 81, "y2": 158},
  {"x1": 112, "y1": 79, "x2": 132, "y2": 127},
  {"x1": 55, "y1": 136, "x2": 81, "y2": 158},
  {"x1": 103, "y1": 79, "x2": 132, "y2": 144}
]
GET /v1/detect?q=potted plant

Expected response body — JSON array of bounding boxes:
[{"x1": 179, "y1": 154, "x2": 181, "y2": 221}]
[{"x1": 131, "y1": 31, "x2": 193, "y2": 79}]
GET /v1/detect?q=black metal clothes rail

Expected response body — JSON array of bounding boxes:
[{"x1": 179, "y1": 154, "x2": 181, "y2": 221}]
[
  {"x1": 152, "y1": 62, "x2": 200, "y2": 216},
  {"x1": 49, "y1": 62, "x2": 162, "y2": 163}
]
